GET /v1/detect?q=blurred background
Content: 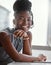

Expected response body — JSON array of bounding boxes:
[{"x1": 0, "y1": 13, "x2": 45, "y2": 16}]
[
  {"x1": 0, "y1": 0, "x2": 49, "y2": 46},
  {"x1": 1, "y1": 0, "x2": 51, "y2": 62}
]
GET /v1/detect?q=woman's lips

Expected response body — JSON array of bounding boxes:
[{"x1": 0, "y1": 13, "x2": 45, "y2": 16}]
[
  {"x1": 22, "y1": 25, "x2": 28, "y2": 28},
  {"x1": 22, "y1": 26, "x2": 29, "y2": 31},
  {"x1": 22, "y1": 25, "x2": 29, "y2": 29}
]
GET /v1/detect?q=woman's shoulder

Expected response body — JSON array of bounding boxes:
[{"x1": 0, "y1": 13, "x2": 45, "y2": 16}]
[
  {"x1": 0, "y1": 27, "x2": 15, "y2": 34},
  {"x1": 27, "y1": 31, "x2": 32, "y2": 36}
]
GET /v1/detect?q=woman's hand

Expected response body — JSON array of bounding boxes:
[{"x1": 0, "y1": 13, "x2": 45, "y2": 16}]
[
  {"x1": 37, "y1": 54, "x2": 47, "y2": 62},
  {"x1": 14, "y1": 29, "x2": 29, "y2": 39}
]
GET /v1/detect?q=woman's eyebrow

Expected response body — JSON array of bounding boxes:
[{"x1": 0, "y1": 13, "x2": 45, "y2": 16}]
[
  {"x1": 19, "y1": 16, "x2": 24, "y2": 17},
  {"x1": 18, "y1": 16, "x2": 31, "y2": 18}
]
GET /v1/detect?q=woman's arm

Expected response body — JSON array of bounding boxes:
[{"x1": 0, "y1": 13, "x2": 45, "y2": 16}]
[
  {"x1": 0, "y1": 32, "x2": 40, "y2": 62},
  {"x1": 22, "y1": 31, "x2": 32, "y2": 55},
  {"x1": 0, "y1": 32, "x2": 19, "y2": 61}
]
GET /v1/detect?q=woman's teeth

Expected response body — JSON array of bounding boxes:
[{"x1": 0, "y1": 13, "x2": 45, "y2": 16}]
[{"x1": 22, "y1": 26, "x2": 28, "y2": 28}]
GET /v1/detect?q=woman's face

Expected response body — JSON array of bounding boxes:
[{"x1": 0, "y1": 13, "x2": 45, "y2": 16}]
[{"x1": 14, "y1": 11, "x2": 32, "y2": 32}]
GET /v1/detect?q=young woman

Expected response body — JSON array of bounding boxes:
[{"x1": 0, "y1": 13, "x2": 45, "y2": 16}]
[{"x1": 0, "y1": 0, "x2": 47, "y2": 64}]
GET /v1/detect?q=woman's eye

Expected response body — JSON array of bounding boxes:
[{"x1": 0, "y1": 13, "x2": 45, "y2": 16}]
[
  {"x1": 18, "y1": 17, "x2": 24, "y2": 20},
  {"x1": 27, "y1": 19, "x2": 31, "y2": 21},
  {"x1": 28, "y1": 18, "x2": 32, "y2": 23}
]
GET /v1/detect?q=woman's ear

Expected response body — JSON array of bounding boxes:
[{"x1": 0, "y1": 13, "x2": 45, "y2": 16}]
[
  {"x1": 13, "y1": 19, "x2": 16, "y2": 28},
  {"x1": 13, "y1": 19, "x2": 15, "y2": 25}
]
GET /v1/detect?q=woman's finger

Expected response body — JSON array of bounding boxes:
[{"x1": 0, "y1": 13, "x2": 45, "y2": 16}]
[{"x1": 14, "y1": 30, "x2": 24, "y2": 37}]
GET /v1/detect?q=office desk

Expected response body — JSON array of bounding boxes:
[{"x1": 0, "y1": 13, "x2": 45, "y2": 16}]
[
  {"x1": 8, "y1": 47, "x2": 51, "y2": 65},
  {"x1": 8, "y1": 62, "x2": 51, "y2": 65}
]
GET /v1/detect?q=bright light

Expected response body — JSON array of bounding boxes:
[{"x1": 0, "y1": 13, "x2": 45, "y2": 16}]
[{"x1": 30, "y1": 0, "x2": 49, "y2": 46}]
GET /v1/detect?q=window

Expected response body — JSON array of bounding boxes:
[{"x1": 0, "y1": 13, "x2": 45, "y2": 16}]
[
  {"x1": 30, "y1": 0, "x2": 49, "y2": 46},
  {"x1": 0, "y1": 6, "x2": 9, "y2": 31},
  {"x1": 47, "y1": 0, "x2": 51, "y2": 47},
  {"x1": 0, "y1": 0, "x2": 49, "y2": 46}
]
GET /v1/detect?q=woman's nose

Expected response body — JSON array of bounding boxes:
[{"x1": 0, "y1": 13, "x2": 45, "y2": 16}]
[{"x1": 24, "y1": 19, "x2": 28, "y2": 25}]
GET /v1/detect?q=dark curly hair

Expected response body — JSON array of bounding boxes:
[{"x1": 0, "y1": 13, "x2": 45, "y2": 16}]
[{"x1": 13, "y1": 0, "x2": 33, "y2": 25}]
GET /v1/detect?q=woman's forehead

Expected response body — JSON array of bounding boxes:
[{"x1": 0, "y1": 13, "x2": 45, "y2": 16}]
[{"x1": 15, "y1": 11, "x2": 32, "y2": 18}]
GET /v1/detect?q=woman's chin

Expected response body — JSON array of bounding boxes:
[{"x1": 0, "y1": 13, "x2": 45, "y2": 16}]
[{"x1": 22, "y1": 28, "x2": 29, "y2": 32}]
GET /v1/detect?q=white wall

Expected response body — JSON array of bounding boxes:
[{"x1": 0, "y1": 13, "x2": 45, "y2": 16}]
[{"x1": 30, "y1": 0, "x2": 49, "y2": 46}]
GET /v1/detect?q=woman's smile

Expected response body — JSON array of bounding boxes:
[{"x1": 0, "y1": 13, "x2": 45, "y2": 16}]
[{"x1": 22, "y1": 25, "x2": 29, "y2": 32}]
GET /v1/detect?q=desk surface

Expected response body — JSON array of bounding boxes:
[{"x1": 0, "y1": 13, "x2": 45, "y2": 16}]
[{"x1": 8, "y1": 62, "x2": 51, "y2": 65}]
